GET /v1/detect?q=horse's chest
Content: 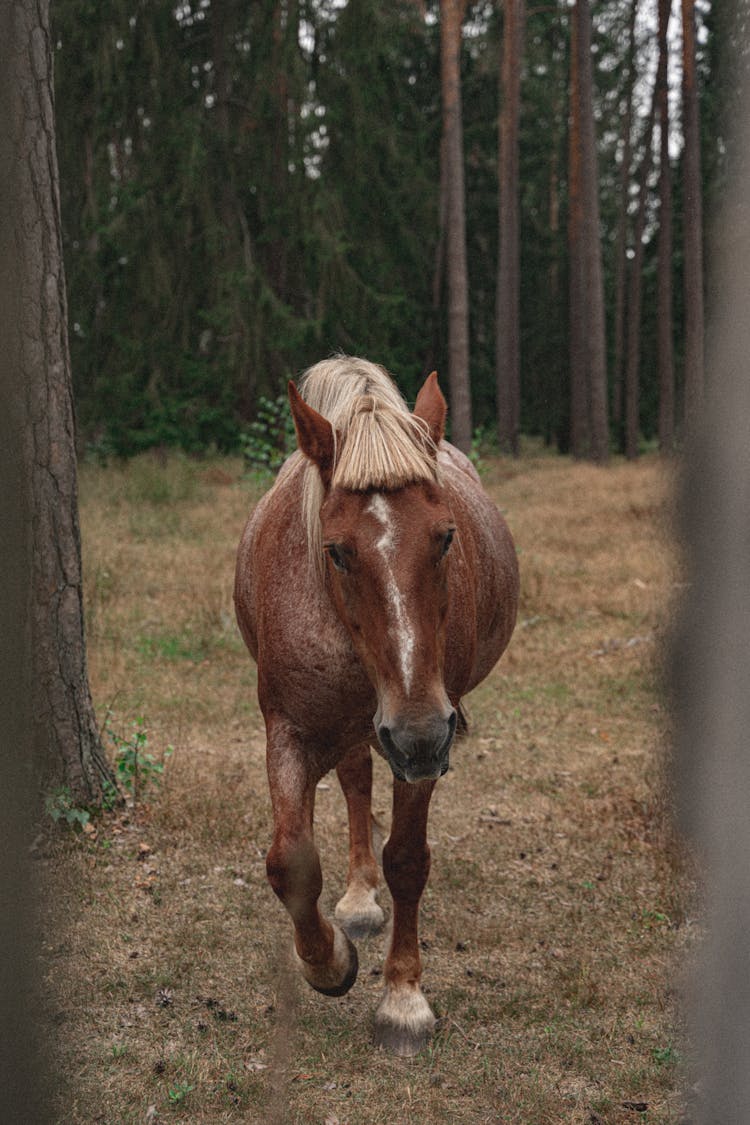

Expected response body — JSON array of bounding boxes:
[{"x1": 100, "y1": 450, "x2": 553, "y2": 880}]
[{"x1": 258, "y1": 595, "x2": 374, "y2": 735}]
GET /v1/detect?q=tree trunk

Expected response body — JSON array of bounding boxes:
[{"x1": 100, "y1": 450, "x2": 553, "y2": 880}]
[
  {"x1": 496, "y1": 0, "x2": 525, "y2": 456},
  {"x1": 657, "y1": 0, "x2": 675, "y2": 453},
  {"x1": 6, "y1": 0, "x2": 114, "y2": 805},
  {"x1": 672, "y1": 33, "x2": 750, "y2": 1111},
  {"x1": 567, "y1": 5, "x2": 589, "y2": 458},
  {"x1": 612, "y1": 0, "x2": 638, "y2": 434},
  {"x1": 575, "y1": 0, "x2": 609, "y2": 463},
  {"x1": 440, "y1": 0, "x2": 472, "y2": 453},
  {"x1": 623, "y1": 93, "x2": 657, "y2": 461},
  {"x1": 681, "y1": 0, "x2": 705, "y2": 427}
]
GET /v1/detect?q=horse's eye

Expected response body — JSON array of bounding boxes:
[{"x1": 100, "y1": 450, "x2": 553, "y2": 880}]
[
  {"x1": 325, "y1": 544, "x2": 347, "y2": 572},
  {"x1": 441, "y1": 528, "x2": 455, "y2": 558}
]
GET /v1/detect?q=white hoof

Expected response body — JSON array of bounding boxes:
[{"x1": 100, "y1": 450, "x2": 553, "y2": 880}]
[
  {"x1": 335, "y1": 885, "x2": 385, "y2": 940},
  {"x1": 372, "y1": 984, "x2": 436, "y2": 1056}
]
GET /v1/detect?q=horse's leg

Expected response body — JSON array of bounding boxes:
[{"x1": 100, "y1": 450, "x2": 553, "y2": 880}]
[
  {"x1": 373, "y1": 778, "x2": 437, "y2": 1056},
  {"x1": 265, "y1": 717, "x2": 358, "y2": 996},
  {"x1": 334, "y1": 744, "x2": 385, "y2": 939}
]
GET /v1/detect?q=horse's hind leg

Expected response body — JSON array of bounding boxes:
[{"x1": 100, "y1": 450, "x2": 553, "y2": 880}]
[
  {"x1": 373, "y1": 778, "x2": 437, "y2": 1056},
  {"x1": 265, "y1": 716, "x2": 358, "y2": 997},
  {"x1": 334, "y1": 744, "x2": 385, "y2": 939}
]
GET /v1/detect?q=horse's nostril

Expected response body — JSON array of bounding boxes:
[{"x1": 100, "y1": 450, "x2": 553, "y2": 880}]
[{"x1": 378, "y1": 723, "x2": 393, "y2": 751}]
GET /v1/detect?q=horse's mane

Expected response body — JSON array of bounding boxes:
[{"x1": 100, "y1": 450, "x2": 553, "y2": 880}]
[{"x1": 297, "y1": 356, "x2": 440, "y2": 577}]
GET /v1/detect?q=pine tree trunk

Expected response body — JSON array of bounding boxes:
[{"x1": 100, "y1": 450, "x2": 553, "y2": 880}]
[
  {"x1": 440, "y1": 0, "x2": 472, "y2": 453},
  {"x1": 574, "y1": 0, "x2": 609, "y2": 464},
  {"x1": 657, "y1": 0, "x2": 675, "y2": 453},
  {"x1": 496, "y1": 0, "x2": 525, "y2": 456},
  {"x1": 612, "y1": 0, "x2": 638, "y2": 435},
  {"x1": 623, "y1": 97, "x2": 656, "y2": 461},
  {"x1": 567, "y1": 6, "x2": 589, "y2": 458},
  {"x1": 681, "y1": 0, "x2": 705, "y2": 427},
  {"x1": 6, "y1": 0, "x2": 114, "y2": 806}
]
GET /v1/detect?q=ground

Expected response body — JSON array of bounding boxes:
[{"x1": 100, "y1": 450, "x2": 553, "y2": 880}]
[{"x1": 39, "y1": 447, "x2": 693, "y2": 1123}]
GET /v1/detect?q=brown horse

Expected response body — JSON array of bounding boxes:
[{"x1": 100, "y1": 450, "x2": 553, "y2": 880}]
[{"x1": 234, "y1": 357, "x2": 518, "y2": 1056}]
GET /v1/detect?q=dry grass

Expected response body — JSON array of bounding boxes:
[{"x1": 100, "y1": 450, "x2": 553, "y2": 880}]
[{"x1": 39, "y1": 447, "x2": 693, "y2": 1124}]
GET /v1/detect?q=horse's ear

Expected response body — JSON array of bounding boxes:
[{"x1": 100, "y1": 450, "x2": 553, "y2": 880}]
[
  {"x1": 413, "y1": 371, "x2": 447, "y2": 446},
  {"x1": 288, "y1": 381, "x2": 335, "y2": 485}
]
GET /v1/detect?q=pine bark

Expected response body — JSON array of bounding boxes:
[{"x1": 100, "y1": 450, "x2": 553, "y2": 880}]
[
  {"x1": 567, "y1": 6, "x2": 589, "y2": 457},
  {"x1": 569, "y1": 0, "x2": 609, "y2": 462},
  {"x1": 496, "y1": 0, "x2": 525, "y2": 456},
  {"x1": 440, "y1": 0, "x2": 472, "y2": 453},
  {"x1": 612, "y1": 0, "x2": 638, "y2": 433},
  {"x1": 657, "y1": 0, "x2": 675, "y2": 453},
  {"x1": 623, "y1": 96, "x2": 656, "y2": 461},
  {"x1": 6, "y1": 0, "x2": 114, "y2": 805},
  {"x1": 681, "y1": 0, "x2": 705, "y2": 427}
]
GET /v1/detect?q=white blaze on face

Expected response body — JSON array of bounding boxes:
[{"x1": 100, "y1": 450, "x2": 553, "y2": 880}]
[{"x1": 366, "y1": 493, "x2": 415, "y2": 694}]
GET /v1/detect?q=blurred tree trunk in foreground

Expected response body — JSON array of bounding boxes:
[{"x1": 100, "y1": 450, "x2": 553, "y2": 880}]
[
  {"x1": 7, "y1": 0, "x2": 114, "y2": 805},
  {"x1": 496, "y1": 0, "x2": 525, "y2": 456},
  {"x1": 440, "y1": 0, "x2": 472, "y2": 453},
  {"x1": 674, "y1": 24, "x2": 750, "y2": 1112}
]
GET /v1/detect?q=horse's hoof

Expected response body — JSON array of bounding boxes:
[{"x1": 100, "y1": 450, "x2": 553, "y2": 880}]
[
  {"x1": 372, "y1": 985, "x2": 436, "y2": 1057},
  {"x1": 335, "y1": 886, "x2": 385, "y2": 940},
  {"x1": 295, "y1": 925, "x2": 359, "y2": 997}
]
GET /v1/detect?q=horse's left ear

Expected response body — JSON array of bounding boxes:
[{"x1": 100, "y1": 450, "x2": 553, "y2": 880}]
[
  {"x1": 288, "y1": 381, "x2": 335, "y2": 486},
  {"x1": 413, "y1": 371, "x2": 447, "y2": 446}
]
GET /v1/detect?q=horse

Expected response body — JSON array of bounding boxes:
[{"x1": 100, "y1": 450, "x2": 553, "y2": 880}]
[{"x1": 234, "y1": 356, "x2": 519, "y2": 1056}]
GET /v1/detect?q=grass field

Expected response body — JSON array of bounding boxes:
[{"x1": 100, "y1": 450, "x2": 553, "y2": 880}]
[{"x1": 40, "y1": 449, "x2": 693, "y2": 1124}]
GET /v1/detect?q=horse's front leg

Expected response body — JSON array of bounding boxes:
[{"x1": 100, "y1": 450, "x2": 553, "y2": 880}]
[
  {"x1": 334, "y1": 743, "x2": 385, "y2": 939},
  {"x1": 265, "y1": 716, "x2": 358, "y2": 996},
  {"x1": 374, "y1": 777, "x2": 437, "y2": 1056}
]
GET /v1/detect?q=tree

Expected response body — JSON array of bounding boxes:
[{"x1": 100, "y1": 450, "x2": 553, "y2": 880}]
[
  {"x1": 440, "y1": 0, "x2": 472, "y2": 453},
  {"x1": 623, "y1": 86, "x2": 656, "y2": 461},
  {"x1": 496, "y1": 0, "x2": 525, "y2": 456},
  {"x1": 568, "y1": 0, "x2": 609, "y2": 462},
  {"x1": 611, "y1": 0, "x2": 638, "y2": 435},
  {"x1": 6, "y1": 0, "x2": 114, "y2": 804},
  {"x1": 681, "y1": 0, "x2": 705, "y2": 426},
  {"x1": 656, "y1": 0, "x2": 675, "y2": 453}
]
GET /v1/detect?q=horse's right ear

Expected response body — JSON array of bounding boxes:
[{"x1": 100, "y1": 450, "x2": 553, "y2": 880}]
[{"x1": 288, "y1": 381, "x2": 335, "y2": 486}]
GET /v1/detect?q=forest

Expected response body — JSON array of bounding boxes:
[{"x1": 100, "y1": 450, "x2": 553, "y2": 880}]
[
  {"x1": 6, "y1": 2, "x2": 750, "y2": 1118},
  {"x1": 51, "y1": 0, "x2": 739, "y2": 463}
]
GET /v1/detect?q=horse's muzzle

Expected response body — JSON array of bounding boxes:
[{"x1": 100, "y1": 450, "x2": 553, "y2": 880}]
[{"x1": 377, "y1": 709, "x2": 457, "y2": 783}]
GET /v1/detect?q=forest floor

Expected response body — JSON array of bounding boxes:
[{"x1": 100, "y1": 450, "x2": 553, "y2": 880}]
[{"x1": 39, "y1": 447, "x2": 695, "y2": 1124}]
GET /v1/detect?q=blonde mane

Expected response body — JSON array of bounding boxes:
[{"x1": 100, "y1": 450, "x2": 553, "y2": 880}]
[{"x1": 297, "y1": 356, "x2": 440, "y2": 576}]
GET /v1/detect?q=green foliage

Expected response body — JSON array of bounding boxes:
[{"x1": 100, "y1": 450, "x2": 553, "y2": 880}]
[
  {"x1": 239, "y1": 394, "x2": 296, "y2": 474},
  {"x1": 104, "y1": 717, "x2": 172, "y2": 807},
  {"x1": 52, "y1": 0, "x2": 720, "y2": 455},
  {"x1": 45, "y1": 787, "x2": 91, "y2": 830},
  {"x1": 166, "y1": 1081, "x2": 194, "y2": 1106}
]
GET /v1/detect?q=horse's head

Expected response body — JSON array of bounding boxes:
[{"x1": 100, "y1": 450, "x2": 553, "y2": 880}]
[{"x1": 289, "y1": 373, "x2": 458, "y2": 783}]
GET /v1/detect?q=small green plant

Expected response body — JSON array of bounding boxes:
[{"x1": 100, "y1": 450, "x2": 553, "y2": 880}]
[
  {"x1": 45, "y1": 787, "x2": 91, "y2": 830},
  {"x1": 239, "y1": 394, "x2": 296, "y2": 474},
  {"x1": 105, "y1": 717, "x2": 173, "y2": 806},
  {"x1": 167, "y1": 1081, "x2": 194, "y2": 1105},
  {"x1": 653, "y1": 1044, "x2": 679, "y2": 1066}
]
